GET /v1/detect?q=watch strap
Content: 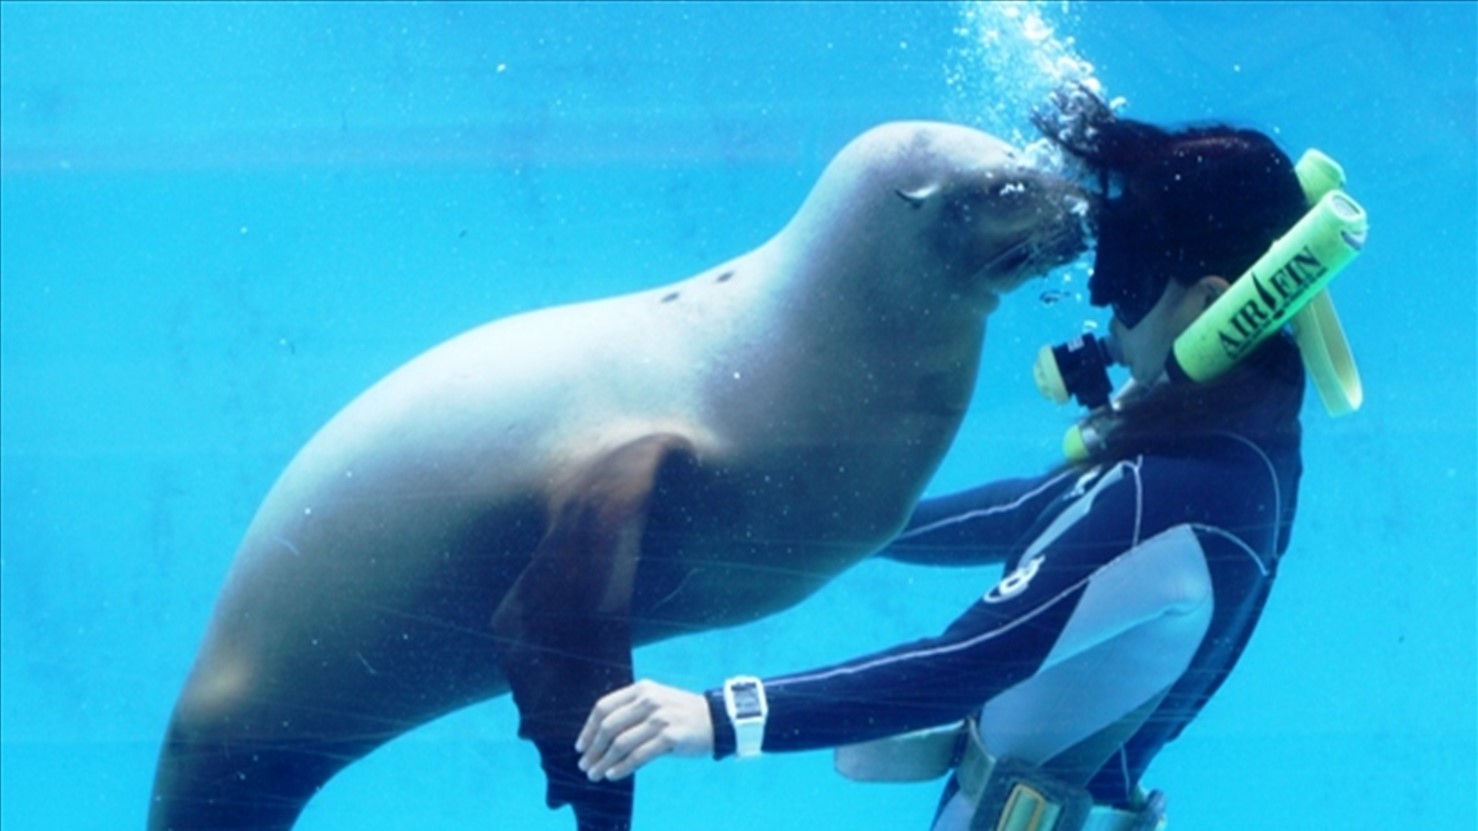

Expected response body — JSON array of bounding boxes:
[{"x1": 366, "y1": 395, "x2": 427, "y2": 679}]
[{"x1": 705, "y1": 688, "x2": 736, "y2": 759}]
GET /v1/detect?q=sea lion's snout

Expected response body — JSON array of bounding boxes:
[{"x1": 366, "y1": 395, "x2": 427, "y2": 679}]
[
  {"x1": 1035, "y1": 174, "x2": 1093, "y2": 263},
  {"x1": 969, "y1": 170, "x2": 1091, "y2": 292}
]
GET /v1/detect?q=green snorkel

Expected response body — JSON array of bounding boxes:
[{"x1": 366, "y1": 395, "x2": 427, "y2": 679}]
[
  {"x1": 1051, "y1": 149, "x2": 1368, "y2": 462},
  {"x1": 1168, "y1": 149, "x2": 1366, "y2": 408}
]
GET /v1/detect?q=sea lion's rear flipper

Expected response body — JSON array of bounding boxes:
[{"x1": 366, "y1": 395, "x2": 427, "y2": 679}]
[{"x1": 491, "y1": 433, "x2": 698, "y2": 831}]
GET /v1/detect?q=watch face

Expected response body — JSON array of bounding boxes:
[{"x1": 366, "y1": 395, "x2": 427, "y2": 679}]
[{"x1": 731, "y1": 682, "x2": 763, "y2": 718}]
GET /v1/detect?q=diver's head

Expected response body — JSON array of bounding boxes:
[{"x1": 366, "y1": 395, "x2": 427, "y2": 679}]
[
  {"x1": 1042, "y1": 98, "x2": 1308, "y2": 383},
  {"x1": 1085, "y1": 122, "x2": 1307, "y2": 330},
  {"x1": 1030, "y1": 93, "x2": 1368, "y2": 458}
]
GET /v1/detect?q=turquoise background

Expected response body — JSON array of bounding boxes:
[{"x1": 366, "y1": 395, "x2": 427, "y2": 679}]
[{"x1": 2, "y1": 2, "x2": 1474, "y2": 829}]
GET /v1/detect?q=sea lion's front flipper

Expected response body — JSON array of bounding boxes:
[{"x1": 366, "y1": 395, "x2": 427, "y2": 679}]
[{"x1": 491, "y1": 432, "x2": 698, "y2": 831}]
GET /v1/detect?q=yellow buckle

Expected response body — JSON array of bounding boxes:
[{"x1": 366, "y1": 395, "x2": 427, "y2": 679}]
[{"x1": 996, "y1": 783, "x2": 1063, "y2": 831}]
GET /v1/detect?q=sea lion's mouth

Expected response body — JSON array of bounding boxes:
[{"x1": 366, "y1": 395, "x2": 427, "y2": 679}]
[
  {"x1": 986, "y1": 241, "x2": 1035, "y2": 278},
  {"x1": 984, "y1": 208, "x2": 1089, "y2": 293}
]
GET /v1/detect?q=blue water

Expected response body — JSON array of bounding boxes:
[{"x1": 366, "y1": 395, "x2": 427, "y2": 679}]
[{"x1": 2, "y1": 2, "x2": 1473, "y2": 829}]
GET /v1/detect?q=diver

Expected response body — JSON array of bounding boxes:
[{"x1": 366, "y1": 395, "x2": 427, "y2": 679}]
[{"x1": 575, "y1": 94, "x2": 1366, "y2": 831}]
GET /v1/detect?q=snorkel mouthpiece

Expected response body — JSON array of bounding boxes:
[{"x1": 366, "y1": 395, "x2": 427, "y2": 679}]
[{"x1": 1033, "y1": 333, "x2": 1120, "y2": 409}]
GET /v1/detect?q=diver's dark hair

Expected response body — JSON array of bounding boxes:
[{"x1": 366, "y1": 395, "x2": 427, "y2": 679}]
[
  {"x1": 1034, "y1": 91, "x2": 1308, "y2": 464},
  {"x1": 1035, "y1": 90, "x2": 1308, "y2": 307}
]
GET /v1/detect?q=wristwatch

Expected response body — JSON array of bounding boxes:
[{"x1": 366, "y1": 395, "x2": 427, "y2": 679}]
[{"x1": 722, "y1": 675, "x2": 768, "y2": 758}]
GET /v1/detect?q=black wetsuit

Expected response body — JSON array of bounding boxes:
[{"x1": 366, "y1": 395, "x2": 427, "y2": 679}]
[{"x1": 705, "y1": 361, "x2": 1303, "y2": 827}]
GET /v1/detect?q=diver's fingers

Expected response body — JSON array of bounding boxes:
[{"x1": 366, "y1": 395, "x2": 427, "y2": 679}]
[
  {"x1": 576, "y1": 682, "x2": 643, "y2": 757},
  {"x1": 586, "y1": 718, "x2": 669, "y2": 781},
  {"x1": 577, "y1": 679, "x2": 714, "y2": 780},
  {"x1": 576, "y1": 679, "x2": 675, "y2": 773}
]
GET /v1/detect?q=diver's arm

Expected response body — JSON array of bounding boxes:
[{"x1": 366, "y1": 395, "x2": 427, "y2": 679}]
[
  {"x1": 878, "y1": 469, "x2": 1078, "y2": 566},
  {"x1": 755, "y1": 450, "x2": 1282, "y2": 757},
  {"x1": 577, "y1": 471, "x2": 1145, "y2": 783},
  {"x1": 574, "y1": 565, "x2": 1065, "y2": 782}
]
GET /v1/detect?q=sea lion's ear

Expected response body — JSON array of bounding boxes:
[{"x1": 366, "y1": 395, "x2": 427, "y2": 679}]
[{"x1": 490, "y1": 432, "x2": 698, "y2": 823}]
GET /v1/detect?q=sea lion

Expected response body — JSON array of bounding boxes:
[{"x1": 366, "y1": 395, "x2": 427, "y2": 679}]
[{"x1": 148, "y1": 121, "x2": 1086, "y2": 831}]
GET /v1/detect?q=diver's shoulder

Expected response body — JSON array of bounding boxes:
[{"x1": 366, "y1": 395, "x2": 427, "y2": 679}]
[{"x1": 1130, "y1": 432, "x2": 1289, "y2": 494}]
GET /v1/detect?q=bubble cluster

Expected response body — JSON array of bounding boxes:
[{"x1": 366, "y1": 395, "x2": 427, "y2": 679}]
[{"x1": 946, "y1": 0, "x2": 1124, "y2": 172}]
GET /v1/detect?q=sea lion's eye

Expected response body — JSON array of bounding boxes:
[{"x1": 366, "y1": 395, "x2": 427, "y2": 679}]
[{"x1": 895, "y1": 184, "x2": 938, "y2": 209}]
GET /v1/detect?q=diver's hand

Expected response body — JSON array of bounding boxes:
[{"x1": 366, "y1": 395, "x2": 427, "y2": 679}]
[{"x1": 576, "y1": 679, "x2": 714, "y2": 781}]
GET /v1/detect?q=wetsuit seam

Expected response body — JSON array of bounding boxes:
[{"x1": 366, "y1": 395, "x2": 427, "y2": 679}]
[
  {"x1": 771, "y1": 571, "x2": 1092, "y2": 688},
  {"x1": 1204, "y1": 430, "x2": 1283, "y2": 547},
  {"x1": 894, "y1": 469, "x2": 1080, "y2": 541},
  {"x1": 1130, "y1": 455, "x2": 1145, "y2": 547},
  {"x1": 1188, "y1": 523, "x2": 1272, "y2": 577},
  {"x1": 774, "y1": 525, "x2": 1168, "y2": 690}
]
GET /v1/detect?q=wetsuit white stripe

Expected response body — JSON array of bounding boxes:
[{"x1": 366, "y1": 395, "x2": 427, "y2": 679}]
[
  {"x1": 1190, "y1": 523, "x2": 1272, "y2": 577},
  {"x1": 893, "y1": 469, "x2": 1079, "y2": 541},
  {"x1": 776, "y1": 463, "x2": 1139, "y2": 687},
  {"x1": 772, "y1": 572, "x2": 1093, "y2": 686}
]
